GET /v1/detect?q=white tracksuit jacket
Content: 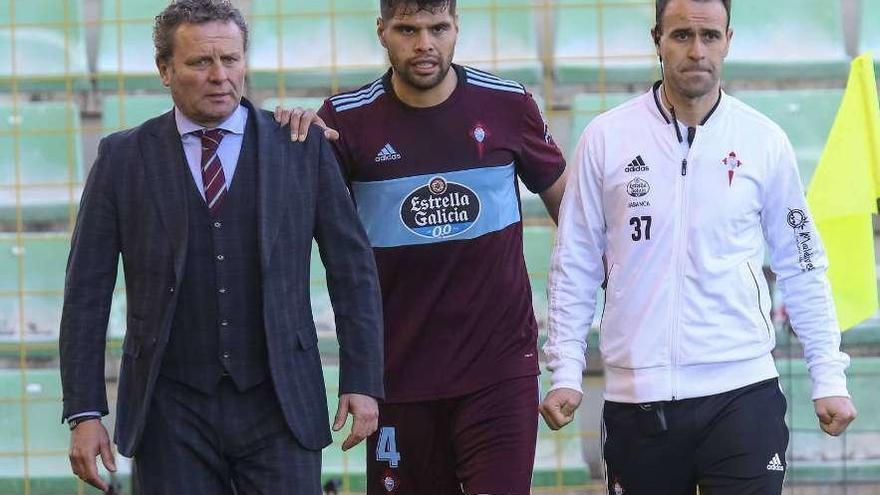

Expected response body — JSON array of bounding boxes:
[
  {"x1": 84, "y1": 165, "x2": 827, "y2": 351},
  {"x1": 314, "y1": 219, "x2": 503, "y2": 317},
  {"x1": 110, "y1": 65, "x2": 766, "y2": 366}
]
[{"x1": 544, "y1": 87, "x2": 851, "y2": 403}]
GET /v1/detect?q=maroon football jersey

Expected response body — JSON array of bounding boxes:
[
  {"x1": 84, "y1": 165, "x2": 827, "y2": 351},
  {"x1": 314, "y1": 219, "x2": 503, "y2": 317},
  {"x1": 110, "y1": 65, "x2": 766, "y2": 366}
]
[{"x1": 319, "y1": 65, "x2": 565, "y2": 402}]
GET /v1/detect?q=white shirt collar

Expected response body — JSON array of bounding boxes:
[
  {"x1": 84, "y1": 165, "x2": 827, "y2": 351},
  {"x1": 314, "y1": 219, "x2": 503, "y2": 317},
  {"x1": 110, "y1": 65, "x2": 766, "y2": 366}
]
[{"x1": 174, "y1": 103, "x2": 247, "y2": 137}]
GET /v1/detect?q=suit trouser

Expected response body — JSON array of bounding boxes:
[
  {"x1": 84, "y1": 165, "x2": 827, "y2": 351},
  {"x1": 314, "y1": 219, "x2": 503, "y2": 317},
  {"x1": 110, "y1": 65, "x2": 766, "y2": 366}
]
[
  {"x1": 134, "y1": 375, "x2": 321, "y2": 495},
  {"x1": 602, "y1": 378, "x2": 789, "y2": 495}
]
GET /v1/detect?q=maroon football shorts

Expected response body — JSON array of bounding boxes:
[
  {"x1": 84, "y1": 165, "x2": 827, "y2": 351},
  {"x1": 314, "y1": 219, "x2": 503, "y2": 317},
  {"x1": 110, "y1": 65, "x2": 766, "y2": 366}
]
[{"x1": 366, "y1": 375, "x2": 539, "y2": 495}]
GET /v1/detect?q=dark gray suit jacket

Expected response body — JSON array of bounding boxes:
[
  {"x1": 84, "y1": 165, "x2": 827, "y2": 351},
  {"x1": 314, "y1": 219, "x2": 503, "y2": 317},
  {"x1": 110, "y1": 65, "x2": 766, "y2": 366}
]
[{"x1": 59, "y1": 98, "x2": 384, "y2": 457}]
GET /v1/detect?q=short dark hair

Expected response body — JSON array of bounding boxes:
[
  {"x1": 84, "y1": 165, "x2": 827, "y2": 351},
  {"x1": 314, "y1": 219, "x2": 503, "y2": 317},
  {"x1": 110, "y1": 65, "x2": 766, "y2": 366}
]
[
  {"x1": 654, "y1": 0, "x2": 731, "y2": 34},
  {"x1": 380, "y1": 0, "x2": 456, "y2": 20},
  {"x1": 153, "y1": 0, "x2": 249, "y2": 63}
]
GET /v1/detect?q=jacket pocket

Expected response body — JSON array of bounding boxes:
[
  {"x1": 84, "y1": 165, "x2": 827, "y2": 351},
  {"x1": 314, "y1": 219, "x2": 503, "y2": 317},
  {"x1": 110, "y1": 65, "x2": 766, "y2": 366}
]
[
  {"x1": 598, "y1": 263, "x2": 617, "y2": 335},
  {"x1": 745, "y1": 261, "x2": 773, "y2": 341},
  {"x1": 599, "y1": 263, "x2": 668, "y2": 370}
]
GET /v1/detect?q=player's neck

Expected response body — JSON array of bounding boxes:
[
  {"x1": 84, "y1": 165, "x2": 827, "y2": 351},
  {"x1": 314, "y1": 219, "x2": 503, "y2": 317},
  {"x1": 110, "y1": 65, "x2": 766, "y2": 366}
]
[
  {"x1": 391, "y1": 68, "x2": 458, "y2": 108},
  {"x1": 659, "y1": 83, "x2": 720, "y2": 128}
]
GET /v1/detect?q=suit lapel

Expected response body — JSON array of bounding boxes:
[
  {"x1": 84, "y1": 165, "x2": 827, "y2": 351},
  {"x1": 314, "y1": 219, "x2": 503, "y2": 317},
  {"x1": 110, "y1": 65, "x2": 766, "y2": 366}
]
[
  {"x1": 246, "y1": 98, "x2": 289, "y2": 271},
  {"x1": 142, "y1": 111, "x2": 190, "y2": 283}
]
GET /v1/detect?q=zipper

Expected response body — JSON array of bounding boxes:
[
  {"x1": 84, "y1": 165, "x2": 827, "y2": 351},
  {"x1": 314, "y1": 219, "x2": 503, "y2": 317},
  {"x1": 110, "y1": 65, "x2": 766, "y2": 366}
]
[
  {"x1": 669, "y1": 142, "x2": 693, "y2": 401},
  {"x1": 746, "y1": 261, "x2": 773, "y2": 339}
]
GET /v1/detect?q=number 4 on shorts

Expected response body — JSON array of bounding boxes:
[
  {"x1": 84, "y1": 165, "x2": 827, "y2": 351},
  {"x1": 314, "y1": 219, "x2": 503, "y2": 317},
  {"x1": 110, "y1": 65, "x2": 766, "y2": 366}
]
[{"x1": 376, "y1": 426, "x2": 401, "y2": 468}]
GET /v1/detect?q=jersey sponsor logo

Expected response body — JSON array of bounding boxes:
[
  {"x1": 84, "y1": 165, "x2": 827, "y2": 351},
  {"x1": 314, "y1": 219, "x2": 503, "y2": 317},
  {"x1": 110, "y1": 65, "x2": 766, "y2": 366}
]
[
  {"x1": 351, "y1": 164, "x2": 519, "y2": 248},
  {"x1": 376, "y1": 143, "x2": 402, "y2": 163},
  {"x1": 627, "y1": 200, "x2": 651, "y2": 209},
  {"x1": 627, "y1": 177, "x2": 651, "y2": 197},
  {"x1": 767, "y1": 453, "x2": 785, "y2": 472},
  {"x1": 787, "y1": 208, "x2": 816, "y2": 271},
  {"x1": 401, "y1": 177, "x2": 481, "y2": 239},
  {"x1": 722, "y1": 151, "x2": 743, "y2": 186},
  {"x1": 624, "y1": 155, "x2": 649, "y2": 173}
]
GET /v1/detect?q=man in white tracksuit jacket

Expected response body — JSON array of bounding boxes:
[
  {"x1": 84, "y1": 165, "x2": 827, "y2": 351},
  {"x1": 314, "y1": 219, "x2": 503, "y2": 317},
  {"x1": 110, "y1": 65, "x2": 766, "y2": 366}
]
[{"x1": 540, "y1": 0, "x2": 858, "y2": 493}]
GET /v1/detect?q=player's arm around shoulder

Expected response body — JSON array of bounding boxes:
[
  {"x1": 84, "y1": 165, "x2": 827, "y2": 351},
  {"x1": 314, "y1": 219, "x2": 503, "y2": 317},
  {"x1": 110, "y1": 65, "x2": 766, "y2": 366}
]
[{"x1": 273, "y1": 105, "x2": 339, "y2": 142}]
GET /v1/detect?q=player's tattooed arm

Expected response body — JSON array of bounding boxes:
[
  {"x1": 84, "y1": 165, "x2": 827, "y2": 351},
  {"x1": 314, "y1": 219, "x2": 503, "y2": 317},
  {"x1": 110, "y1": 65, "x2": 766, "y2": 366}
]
[{"x1": 273, "y1": 106, "x2": 340, "y2": 143}]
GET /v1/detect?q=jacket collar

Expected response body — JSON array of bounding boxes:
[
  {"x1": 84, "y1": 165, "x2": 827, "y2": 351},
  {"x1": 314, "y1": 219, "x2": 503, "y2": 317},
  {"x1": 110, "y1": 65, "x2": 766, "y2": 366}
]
[{"x1": 648, "y1": 81, "x2": 727, "y2": 140}]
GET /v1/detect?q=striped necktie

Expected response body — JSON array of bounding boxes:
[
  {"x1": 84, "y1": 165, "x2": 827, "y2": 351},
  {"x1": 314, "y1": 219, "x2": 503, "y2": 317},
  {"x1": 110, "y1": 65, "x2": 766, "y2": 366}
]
[{"x1": 199, "y1": 128, "x2": 227, "y2": 216}]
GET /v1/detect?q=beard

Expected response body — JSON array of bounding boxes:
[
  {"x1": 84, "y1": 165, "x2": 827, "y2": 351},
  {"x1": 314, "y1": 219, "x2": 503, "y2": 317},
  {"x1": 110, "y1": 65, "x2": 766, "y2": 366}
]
[{"x1": 388, "y1": 49, "x2": 455, "y2": 91}]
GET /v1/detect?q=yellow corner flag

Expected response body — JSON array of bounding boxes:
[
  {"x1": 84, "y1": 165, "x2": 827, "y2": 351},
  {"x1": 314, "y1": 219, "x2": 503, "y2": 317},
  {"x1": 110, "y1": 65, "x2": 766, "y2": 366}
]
[{"x1": 807, "y1": 53, "x2": 880, "y2": 331}]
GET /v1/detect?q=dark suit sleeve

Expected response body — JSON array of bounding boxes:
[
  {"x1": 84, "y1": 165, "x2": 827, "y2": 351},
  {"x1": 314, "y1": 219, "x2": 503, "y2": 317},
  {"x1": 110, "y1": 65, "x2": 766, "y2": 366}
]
[
  {"x1": 59, "y1": 137, "x2": 120, "y2": 419},
  {"x1": 311, "y1": 128, "x2": 385, "y2": 399}
]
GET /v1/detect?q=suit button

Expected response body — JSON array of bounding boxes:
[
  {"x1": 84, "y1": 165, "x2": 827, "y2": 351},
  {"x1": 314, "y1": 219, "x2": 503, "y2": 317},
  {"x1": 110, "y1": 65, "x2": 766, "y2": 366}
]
[
  {"x1": 220, "y1": 320, "x2": 229, "y2": 327},
  {"x1": 218, "y1": 288, "x2": 227, "y2": 294},
  {"x1": 222, "y1": 352, "x2": 230, "y2": 359},
  {"x1": 168, "y1": 287, "x2": 174, "y2": 293},
  {"x1": 216, "y1": 254, "x2": 225, "y2": 261}
]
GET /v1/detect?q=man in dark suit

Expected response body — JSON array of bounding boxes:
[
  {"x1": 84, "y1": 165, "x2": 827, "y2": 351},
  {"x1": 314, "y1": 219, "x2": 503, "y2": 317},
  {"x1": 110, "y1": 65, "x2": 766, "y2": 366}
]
[{"x1": 60, "y1": 1, "x2": 384, "y2": 493}]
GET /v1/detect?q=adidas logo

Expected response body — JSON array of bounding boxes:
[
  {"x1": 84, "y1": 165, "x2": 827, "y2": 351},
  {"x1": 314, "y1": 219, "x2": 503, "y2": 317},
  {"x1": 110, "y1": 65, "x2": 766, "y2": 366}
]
[
  {"x1": 625, "y1": 155, "x2": 649, "y2": 173},
  {"x1": 375, "y1": 143, "x2": 402, "y2": 163},
  {"x1": 766, "y1": 453, "x2": 784, "y2": 472}
]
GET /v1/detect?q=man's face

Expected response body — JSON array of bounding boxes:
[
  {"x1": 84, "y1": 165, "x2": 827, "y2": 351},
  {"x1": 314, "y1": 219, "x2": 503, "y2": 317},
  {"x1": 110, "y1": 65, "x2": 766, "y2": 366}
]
[
  {"x1": 655, "y1": 0, "x2": 732, "y2": 100},
  {"x1": 377, "y1": 4, "x2": 459, "y2": 92},
  {"x1": 157, "y1": 20, "x2": 246, "y2": 127}
]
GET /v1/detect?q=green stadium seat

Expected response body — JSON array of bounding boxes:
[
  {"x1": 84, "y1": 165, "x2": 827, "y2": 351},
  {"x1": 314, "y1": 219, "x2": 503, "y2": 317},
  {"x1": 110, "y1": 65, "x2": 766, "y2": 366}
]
[
  {"x1": 0, "y1": 101, "x2": 83, "y2": 224},
  {"x1": 725, "y1": 0, "x2": 849, "y2": 81},
  {"x1": 734, "y1": 89, "x2": 842, "y2": 187},
  {"x1": 0, "y1": 369, "x2": 131, "y2": 494},
  {"x1": 569, "y1": 92, "x2": 639, "y2": 157},
  {"x1": 841, "y1": 311, "x2": 880, "y2": 346},
  {"x1": 0, "y1": 233, "x2": 127, "y2": 358},
  {"x1": 553, "y1": 0, "x2": 659, "y2": 85},
  {"x1": 249, "y1": 0, "x2": 386, "y2": 90},
  {"x1": 102, "y1": 94, "x2": 173, "y2": 134},
  {"x1": 456, "y1": 0, "x2": 542, "y2": 85},
  {"x1": 0, "y1": 234, "x2": 67, "y2": 348},
  {"x1": 96, "y1": 0, "x2": 163, "y2": 90},
  {"x1": 776, "y1": 357, "x2": 880, "y2": 482},
  {"x1": 0, "y1": 0, "x2": 90, "y2": 91}
]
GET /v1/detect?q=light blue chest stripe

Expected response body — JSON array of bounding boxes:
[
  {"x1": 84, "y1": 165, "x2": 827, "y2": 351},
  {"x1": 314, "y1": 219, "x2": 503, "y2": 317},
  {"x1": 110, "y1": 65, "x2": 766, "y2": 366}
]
[{"x1": 351, "y1": 163, "x2": 521, "y2": 248}]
